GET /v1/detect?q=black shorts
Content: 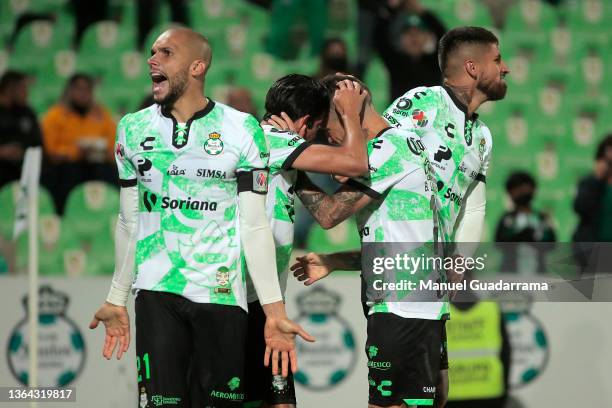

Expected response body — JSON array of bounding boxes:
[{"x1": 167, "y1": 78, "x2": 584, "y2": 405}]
[
  {"x1": 440, "y1": 321, "x2": 448, "y2": 371},
  {"x1": 135, "y1": 290, "x2": 248, "y2": 408},
  {"x1": 244, "y1": 301, "x2": 297, "y2": 407},
  {"x1": 366, "y1": 313, "x2": 444, "y2": 407}
]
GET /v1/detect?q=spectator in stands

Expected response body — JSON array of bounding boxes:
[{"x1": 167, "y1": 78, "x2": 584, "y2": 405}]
[
  {"x1": 0, "y1": 71, "x2": 42, "y2": 188},
  {"x1": 265, "y1": 0, "x2": 327, "y2": 60},
  {"x1": 573, "y1": 135, "x2": 612, "y2": 270},
  {"x1": 373, "y1": 0, "x2": 446, "y2": 102},
  {"x1": 226, "y1": 86, "x2": 258, "y2": 118},
  {"x1": 314, "y1": 38, "x2": 352, "y2": 80},
  {"x1": 355, "y1": 0, "x2": 395, "y2": 78},
  {"x1": 41, "y1": 73, "x2": 116, "y2": 213},
  {"x1": 495, "y1": 171, "x2": 556, "y2": 274},
  {"x1": 137, "y1": 0, "x2": 188, "y2": 49}
]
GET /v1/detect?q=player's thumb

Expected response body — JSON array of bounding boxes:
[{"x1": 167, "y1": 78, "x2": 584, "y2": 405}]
[
  {"x1": 294, "y1": 323, "x2": 315, "y2": 342},
  {"x1": 89, "y1": 317, "x2": 100, "y2": 329}
]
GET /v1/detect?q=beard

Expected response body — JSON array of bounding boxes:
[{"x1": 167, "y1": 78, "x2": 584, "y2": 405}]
[
  {"x1": 478, "y1": 77, "x2": 508, "y2": 101},
  {"x1": 156, "y1": 69, "x2": 189, "y2": 107}
]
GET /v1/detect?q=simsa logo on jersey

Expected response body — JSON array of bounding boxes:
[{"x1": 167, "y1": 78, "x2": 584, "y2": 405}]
[{"x1": 143, "y1": 191, "x2": 218, "y2": 212}]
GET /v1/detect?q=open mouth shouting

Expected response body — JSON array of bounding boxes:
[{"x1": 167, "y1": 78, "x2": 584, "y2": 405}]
[{"x1": 151, "y1": 71, "x2": 169, "y2": 96}]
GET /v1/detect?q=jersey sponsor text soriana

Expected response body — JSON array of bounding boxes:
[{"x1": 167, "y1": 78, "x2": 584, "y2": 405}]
[
  {"x1": 114, "y1": 101, "x2": 268, "y2": 312},
  {"x1": 383, "y1": 85, "x2": 493, "y2": 241},
  {"x1": 350, "y1": 127, "x2": 449, "y2": 320},
  {"x1": 245, "y1": 124, "x2": 311, "y2": 303}
]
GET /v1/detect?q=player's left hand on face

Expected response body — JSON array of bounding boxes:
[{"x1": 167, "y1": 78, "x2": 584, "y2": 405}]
[
  {"x1": 265, "y1": 112, "x2": 306, "y2": 138},
  {"x1": 263, "y1": 316, "x2": 315, "y2": 377},
  {"x1": 89, "y1": 302, "x2": 131, "y2": 360},
  {"x1": 333, "y1": 80, "x2": 367, "y2": 117}
]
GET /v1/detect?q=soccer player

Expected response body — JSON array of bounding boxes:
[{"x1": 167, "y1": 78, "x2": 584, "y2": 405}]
[
  {"x1": 289, "y1": 73, "x2": 439, "y2": 407},
  {"x1": 89, "y1": 27, "x2": 313, "y2": 407},
  {"x1": 292, "y1": 27, "x2": 510, "y2": 408},
  {"x1": 244, "y1": 74, "x2": 369, "y2": 408}
]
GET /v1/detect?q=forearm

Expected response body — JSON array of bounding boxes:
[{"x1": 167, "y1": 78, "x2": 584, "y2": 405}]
[
  {"x1": 322, "y1": 250, "x2": 362, "y2": 272},
  {"x1": 336, "y1": 112, "x2": 368, "y2": 174},
  {"x1": 106, "y1": 186, "x2": 138, "y2": 306},
  {"x1": 453, "y1": 182, "x2": 486, "y2": 257},
  {"x1": 295, "y1": 172, "x2": 365, "y2": 229},
  {"x1": 239, "y1": 192, "x2": 283, "y2": 305}
]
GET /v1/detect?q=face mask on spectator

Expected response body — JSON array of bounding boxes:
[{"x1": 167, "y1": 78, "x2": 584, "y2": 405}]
[{"x1": 513, "y1": 192, "x2": 534, "y2": 207}]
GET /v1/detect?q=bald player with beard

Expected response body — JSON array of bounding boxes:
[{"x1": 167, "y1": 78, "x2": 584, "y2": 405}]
[{"x1": 90, "y1": 27, "x2": 314, "y2": 407}]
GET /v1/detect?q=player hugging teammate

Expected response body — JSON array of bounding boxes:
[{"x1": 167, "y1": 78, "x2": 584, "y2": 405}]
[
  {"x1": 90, "y1": 22, "x2": 509, "y2": 408},
  {"x1": 292, "y1": 27, "x2": 509, "y2": 408}
]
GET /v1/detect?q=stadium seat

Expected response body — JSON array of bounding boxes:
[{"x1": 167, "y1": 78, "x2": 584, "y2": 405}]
[
  {"x1": 364, "y1": 57, "x2": 390, "y2": 113},
  {"x1": 439, "y1": 0, "x2": 494, "y2": 28},
  {"x1": 62, "y1": 182, "x2": 118, "y2": 254},
  {"x1": 77, "y1": 21, "x2": 133, "y2": 78},
  {"x1": 97, "y1": 50, "x2": 151, "y2": 115},
  {"x1": 504, "y1": 0, "x2": 559, "y2": 32},
  {"x1": 15, "y1": 214, "x2": 64, "y2": 275},
  {"x1": 10, "y1": 20, "x2": 72, "y2": 76},
  {"x1": 306, "y1": 218, "x2": 361, "y2": 253},
  {"x1": 0, "y1": 182, "x2": 56, "y2": 241}
]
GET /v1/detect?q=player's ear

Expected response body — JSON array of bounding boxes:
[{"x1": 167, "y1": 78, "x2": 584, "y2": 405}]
[
  {"x1": 295, "y1": 115, "x2": 310, "y2": 130},
  {"x1": 464, "y1": 59, "x2": 478, "y2": 80},
  {"x1": 191, "y1": 59, "x2": 207, "y2": 77}
]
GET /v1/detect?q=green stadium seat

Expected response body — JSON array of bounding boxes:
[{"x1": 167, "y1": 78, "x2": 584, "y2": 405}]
[
  {"x1": 504, "y1": 0, "x2": 558, "y2": 32},
  {"x1": 567, "y1": 0, "x2": 612, "y2": 44},
  {"x1": 364, "y1": 57, "x2": 389, "y2": 113},
  {"x1": 77, "y1": 21, "x2": 133, "y2": 77},
  {"x1": 29, "y1": 49, "x2": 77, "y2": 114},
  {"x1": 327, "y1": 0, "x2": 354, "y2": 32},
  {"x1": 0, "y1": 182, "x2": 56, "y2": 241},
  {"x1": 63, "y1": 181, "x2": 118, "y2": 241},
  {"x1": 439, "y1": 0, "x2": 494, "y2": 28},
  {"x1": 15, "y1": 214, "x2": 64, "y2": 275},
  {"x1": 97, "y1": 50, "x2": 151, "y2": 115},
  {"x1": 10, "y1": 21, "x2": 72, "y2": 76},
  {"x1": 306, "y1": 218, "x2": 361, "y2": 253}
]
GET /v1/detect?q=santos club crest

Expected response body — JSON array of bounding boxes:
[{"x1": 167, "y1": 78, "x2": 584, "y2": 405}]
[{"x1": 7, "y1": 286, "x2": 85, "y2": 387}]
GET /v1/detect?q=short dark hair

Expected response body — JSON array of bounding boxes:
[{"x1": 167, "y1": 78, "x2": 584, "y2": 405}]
[
  {"x1": 596, "y1": 134, "x2": 612, "y2": 160},
  {"x1": 0, "y1": 70, "x2": 27, "y2": 93},
  {"x1": 264, "y1": 74, "x2": 329, "y2": 124},
  {"x1": 321, "y1": 73, "x2": 372, "y2": 108},
  {"x1": 438, "y1": 26, "x2": 499, "y2": 74},
  {"x1": 505, "y1": 171, "x2": 536, "y2": 192}
]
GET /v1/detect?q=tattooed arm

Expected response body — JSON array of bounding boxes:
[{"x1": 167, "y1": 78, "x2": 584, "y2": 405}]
[
  {"x1": 295, "y1": 171, "x2": 373, "y2": 229},
  {"x1": 290, "y1": 251, "x2": 362, "y2": 286}
]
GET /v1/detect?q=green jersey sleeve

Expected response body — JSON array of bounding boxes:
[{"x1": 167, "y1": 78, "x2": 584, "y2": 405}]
[
  {"x1": 350, "y1": 131, "x2": 423, "y2": 198},
  {"x1": 383, "y1": 86, "x2": 438, "y2": 134},
  {"x1": 237, "y1": 115, "x2": 269, "y2": 172},
  {"x1": 264, "y1": 126, "x2": 310, "y2": 173},
  {"x1": 114, "y1": 115, "x2": 137, "y2": 186}
]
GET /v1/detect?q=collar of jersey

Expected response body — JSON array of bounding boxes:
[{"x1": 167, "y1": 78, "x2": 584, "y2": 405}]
[
  {"x1": 374, "y1": 126, "x2": 393, "y2": 139},
  {"x1": 160, "y1": 98, "x2": 216, "y2": 123},
  {"x1": 442, "y1": 85, "x2": 479, "y2": 121}
]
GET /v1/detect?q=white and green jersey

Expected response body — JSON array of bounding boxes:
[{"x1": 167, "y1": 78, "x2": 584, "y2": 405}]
[
  {"x1": 245, "y1": 124, "x2": 311, "y2": 303},
  {"x1": 383, "y1": 86, "x2": 493, "y2": 240},
  {"x1": 114, "y1": 101, "x2": 269, "y2": 312},
  {"x1": 350, "y1": 127, "x2": 449, "y2": 320}
]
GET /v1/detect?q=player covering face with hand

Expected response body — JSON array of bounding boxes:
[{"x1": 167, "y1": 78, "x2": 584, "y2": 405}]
[
  {"x1": 244, "y1": 73, "x2": 370, "y2": 408},
  {"x1": 89, "y1": 27, "x2": 314, "y2": 408},
  {"x1": 292, "y1": 27, "x2": 510, "y2": 408}
]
